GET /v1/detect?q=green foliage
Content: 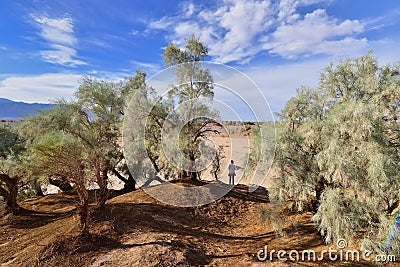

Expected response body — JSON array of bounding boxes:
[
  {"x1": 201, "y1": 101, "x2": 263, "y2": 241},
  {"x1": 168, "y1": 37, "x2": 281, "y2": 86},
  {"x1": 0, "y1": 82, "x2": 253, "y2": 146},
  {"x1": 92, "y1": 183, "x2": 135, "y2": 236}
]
[
  {"x1": 31, "y1": 131, "x2": 93, "y2": 233},
  {"x1": 0, "y1": 125, "x2": 27, "y2": 180},
  {"x1": 17, "y1": 71, "x2": 149, "y2": 230},
  {"x1": 243, "y1": 122, "x2": 275, "y2": 183},
  {"x1": 30, "y1": 132, "x2": 91, "y2": 201},
  {"x1": 0, "y1": 125, "x2": 24, "y2": 157},
  {"x1": 162, "y1": 35, "x2": 219, "y2": 180},
  {"x1": 276, "y1": 52, "x2": 400, "y2": 250},
  {"x1": 123, "y1": 77, "x2": 181, "y2": 184},
  {"x1": 0, "y1": 125, "x2": 28, "y2": 213},
  {"x1": 259, "y1": 205, "x2": 287, "y2": 237},
  {"x1": 245, "y1": 124, "x2": 261, "y2": 174},
  {"x1": 20, "y1": 71, "x2": 148, "y2": 182},
  {"x1": 274, "y1": 87, "x2": 326, "y2": 211},
  {"x1": 163, "y1": 34, "x2": 208, "y2": 67},
  {"x1": 313, "y1": 188, "x2": 377, "y2": 244}
]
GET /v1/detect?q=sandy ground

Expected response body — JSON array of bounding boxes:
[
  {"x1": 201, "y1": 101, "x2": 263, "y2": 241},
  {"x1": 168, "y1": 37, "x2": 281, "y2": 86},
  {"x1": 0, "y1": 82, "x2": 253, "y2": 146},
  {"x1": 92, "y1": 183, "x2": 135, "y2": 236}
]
[
  {"x1": 0, "y1": 121, "x2": 393, "y2": 266},
  {"x1": 43, "y1": 124, "x2": 277, "y2": 195},
  {"x1": 0, "y1": 183, "x2": 383, "y2": 267}
]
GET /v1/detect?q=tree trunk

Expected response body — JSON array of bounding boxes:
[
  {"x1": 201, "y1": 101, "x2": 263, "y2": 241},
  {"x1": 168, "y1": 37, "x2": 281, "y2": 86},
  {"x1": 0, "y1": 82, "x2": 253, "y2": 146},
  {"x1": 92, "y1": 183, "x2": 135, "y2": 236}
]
[
  {"x1": 75, "y1": 181, "x2": 90, "y2": 235},
  {"x1": 6, "y1": 180, "x2": 19, "y2": 213},
  {"x1": 112, "y1": 168, "x2": 136, "y2": 192},
  {"x1": 123, "y1": 173, "x2": 136, "y2": 192},
  {"x1": 213, "y1": 170, "x2": 218, "y2": 180},
  {"x1": 190, "y1": 171, "x2": 197, "y2": 181},
  {"x1": 388, "y1": 199, "x2": 400, "y2": 215},
  {"x1": 33, "y1": 178, "x2": 44, "y2": 197},
  {"x1": 49, "y1": 175, "x2": 73, "y2": 192},
  {"x1": 77, "y1": 199, "x2": 90, "y2": 235},
  {"x1": 149, "y1": 155, "x2": 160, "y2": 173},
  {"x1": 94, "y1": 163, "x2": 109, "y2": 212},
  {"x1": 0, "y1": 174, "x2": 20, "y2": 214},
  {"x1": 313, "y1": 176, "x2": 326, "y2": 213}
]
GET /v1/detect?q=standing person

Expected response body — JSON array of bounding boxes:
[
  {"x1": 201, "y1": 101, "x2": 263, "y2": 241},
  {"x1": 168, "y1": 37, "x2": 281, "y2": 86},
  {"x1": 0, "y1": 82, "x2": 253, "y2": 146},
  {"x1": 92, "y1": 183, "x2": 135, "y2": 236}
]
[{"x1": 228, "y1": 160, "x2": 236, "y2": 185}]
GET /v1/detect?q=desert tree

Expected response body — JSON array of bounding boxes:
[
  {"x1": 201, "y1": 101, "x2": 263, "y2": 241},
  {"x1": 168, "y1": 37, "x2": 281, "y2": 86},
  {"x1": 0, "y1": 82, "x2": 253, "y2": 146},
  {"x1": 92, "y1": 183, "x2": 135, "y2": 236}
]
[
  {"x1": 122, "y1": 69, "x2": 184, "y2": 187},
  {"x1": 242, "y1": 122, "x2": 276, "y2": 184},
  {"x1": 313, "y1": 54, "x2": 400, "y2": 244},
  {"x1": 0, "y1": 125, "x2": 27, "y2": 214},
  {"x1": 210, "y1": 145, "x2": 225, "y2": 180},
  {"x1": 31, "y1": 131, "x2": 92, "y2": 234},
  {"x1": 20, "y1": 98, "x2": 113, "y2": 211},
  {"x1": 275, "y1": 87, "x2": 327, "y2": 211},
  {"x1": 73, "y1": 77, "x2": 125, "y2": 209},
  {"x1": 18, "y1": 72, "x2": 150, "y2": 232},
  {"x1": 276, "y1": 53, "x2": 400, "y2": 250},
  {"x1": 163, "y1": 35, "x2": 219, "y2": 181},
  {"x1": 20, "y1": 72, "x2": 148, "y2": 200}
]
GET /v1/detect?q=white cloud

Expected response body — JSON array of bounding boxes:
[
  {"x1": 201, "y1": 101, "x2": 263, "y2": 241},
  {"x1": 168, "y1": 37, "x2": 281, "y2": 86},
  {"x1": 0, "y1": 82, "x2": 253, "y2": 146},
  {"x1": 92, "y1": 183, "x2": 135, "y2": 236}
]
[
  {"x1": 0, "y1": 73, "x2": 81, "y2": 103},
  {"x1": 129, "y1": 29, "x2": 140, "y2": 36},
  {"x1": 181, "y1": 1, "x2": 196, "y2": 17},
  {"x1": 40, "y1": 44, "x2": 86, "y2": 66},
  {"x1": 243, "y1": 39, "x2": 400, "y2": 114},
  {"x1": 130, "y1": 60, "x2": 161, "y2": 74},
  {"x1": 147, "y1": 0, "x2": 369, "y2": 63},
  {"x1": 33, "y1": 16, "x2": 75, "y2": 45},
  {"x1": 0, "y1": 68, "x2": 155, "y2": 104},
  {"x1": 266, "y1": 9, "x2": 365, "y2": 58},
  {"x1": 366, "y1": 38, "x2": 400, "y2": 66},
  {"x1": 31, "y1": 14, "x2": 86, "y2": 66},
  {"x1": 209, "y1": 0, "x2": 274, "y2": 62},
  {"x1": 149, "y1": 16, "x2": 175, "y2": 30},
  {"x1": 86, "y1": 70, "x2": 133, "y2": 82},
  {"x1": 277, "y1": 0, "x2": 331, "y2": 23},
  {"x1": 312, "y1": 37, "x2": 368, "y2": 57}
]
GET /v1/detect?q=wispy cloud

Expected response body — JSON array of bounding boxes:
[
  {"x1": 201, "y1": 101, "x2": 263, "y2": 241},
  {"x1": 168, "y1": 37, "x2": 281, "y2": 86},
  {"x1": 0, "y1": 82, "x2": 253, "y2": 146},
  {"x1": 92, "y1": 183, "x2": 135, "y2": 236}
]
[
  {"x1": 146, "y1": 0, "x2": 371, "y2": 63},
  {"x1": 0, "y1": 68, "x2": 154, "y2": 104},
  {"x1": 181, "y1": 1, "x2": 196, "y2": 17},
  {"x1": 243, "y1": 36, "x2": 400, "y2": 114},
  {"x1": 85, "y1": 69, "x2": 135, "y2": 82},
  {"x1": 0, "y1": 44, "x2": 7, "y2": 51},
  {"x1": 130, "y1": 60, "x2": 161, "y2": 74},
  {"x1": 31, "y1": 14, "x2": 86, "y2": 66},
  {"x1": 0, "y1": 73, "x2": 81, "y2": 103},
  {"x1": 129, "y1": 29, "x2": 140, "y2": 36}
]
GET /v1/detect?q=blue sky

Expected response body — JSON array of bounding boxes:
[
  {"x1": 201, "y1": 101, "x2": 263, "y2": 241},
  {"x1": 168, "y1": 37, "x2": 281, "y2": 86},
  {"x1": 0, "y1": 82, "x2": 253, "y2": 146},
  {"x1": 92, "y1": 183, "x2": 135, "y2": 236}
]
[{"x1": 1, "y1": 0, "x2": 400, "y2": 115}]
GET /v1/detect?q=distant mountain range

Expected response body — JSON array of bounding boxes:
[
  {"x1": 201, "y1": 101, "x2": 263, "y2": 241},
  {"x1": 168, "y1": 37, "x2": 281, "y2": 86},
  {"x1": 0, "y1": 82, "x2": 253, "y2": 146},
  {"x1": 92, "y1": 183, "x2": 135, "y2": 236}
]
[{"x1": 0, "y1": 98, "x2": 53, "y2": 120}]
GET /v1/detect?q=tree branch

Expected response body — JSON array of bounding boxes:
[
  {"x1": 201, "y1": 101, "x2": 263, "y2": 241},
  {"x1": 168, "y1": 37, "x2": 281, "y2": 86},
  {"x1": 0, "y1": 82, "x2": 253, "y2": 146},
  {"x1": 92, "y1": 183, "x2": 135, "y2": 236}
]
[{"x1": 112, "y1": 168, "x2": 129, "y2": 183}]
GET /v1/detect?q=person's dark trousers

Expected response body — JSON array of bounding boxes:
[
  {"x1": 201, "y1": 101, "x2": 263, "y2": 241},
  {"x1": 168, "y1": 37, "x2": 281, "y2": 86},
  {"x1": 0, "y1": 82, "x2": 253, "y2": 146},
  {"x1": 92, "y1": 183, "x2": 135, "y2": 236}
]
[{"x1": 229, "y1": 175, "x2": 234, "y2": 185}]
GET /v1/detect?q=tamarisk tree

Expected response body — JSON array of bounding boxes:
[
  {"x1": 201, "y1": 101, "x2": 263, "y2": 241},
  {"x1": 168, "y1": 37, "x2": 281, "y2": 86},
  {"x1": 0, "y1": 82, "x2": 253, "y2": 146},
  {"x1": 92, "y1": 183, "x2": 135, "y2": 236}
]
[
  {"x1": 163, "y1": 35, "x2": 219, "y2": 181},
  {"x1": 0, "y1": 125, "x2": 27, "y2": 214},
  {"x1": 276, "y1": 53, "x2": 400, "y2": 252},
  {"x1": 31, "y1": 131, "x2": 92, "y2": 234},
  {"x1": 20, "y1": 72, "x2": 146, "y2": 233}
]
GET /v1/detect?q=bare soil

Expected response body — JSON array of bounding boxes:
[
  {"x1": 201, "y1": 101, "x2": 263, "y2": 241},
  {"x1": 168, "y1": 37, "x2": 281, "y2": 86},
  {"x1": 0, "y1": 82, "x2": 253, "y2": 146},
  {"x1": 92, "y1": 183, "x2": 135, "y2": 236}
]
[{"x1": 0, "y1": 181, "x2": 388, "y2": 267}]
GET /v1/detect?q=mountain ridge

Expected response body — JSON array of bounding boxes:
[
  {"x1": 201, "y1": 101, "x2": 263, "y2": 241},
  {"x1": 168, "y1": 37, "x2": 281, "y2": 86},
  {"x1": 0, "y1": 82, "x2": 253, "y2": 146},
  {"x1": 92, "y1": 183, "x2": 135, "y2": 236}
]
[{"x1": 0, "y1": 98, "x2": 53, "y2": 120}]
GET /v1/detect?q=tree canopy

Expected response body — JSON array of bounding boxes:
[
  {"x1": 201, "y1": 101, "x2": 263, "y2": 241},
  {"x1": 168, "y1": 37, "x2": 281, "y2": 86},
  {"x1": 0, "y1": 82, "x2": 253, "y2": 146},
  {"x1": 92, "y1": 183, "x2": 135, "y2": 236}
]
[
  {"x1": 162, "y1": 35, "x2": 219, "y2": 181},
  {"x1": 0, "y1": 125, "x2": 27, "y2": 214},
  {"x1": 275, "y1": 53, "x2": 400, "y2": 253}
]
